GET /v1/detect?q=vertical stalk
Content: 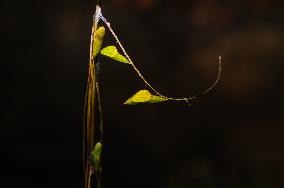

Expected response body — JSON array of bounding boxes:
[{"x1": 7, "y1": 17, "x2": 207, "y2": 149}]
[{"x1": 84, "y1": 3, "x2": 102, "y2": 188}]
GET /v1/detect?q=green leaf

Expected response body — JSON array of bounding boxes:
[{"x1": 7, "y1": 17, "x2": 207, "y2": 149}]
[
  {"x1": 148, "y1": 95, "x2": 168, "y2": 103},
  {"x1": 91, "y1": 142, "x2": 102, "y2": 170},
  {"x1": 124, "y1": 90, "x2": 168, "y2": 105},
  {"x1": 92, "y1": 26, "x2": 105, "y2": 58},
  {"x1": 100, "y1": 46, "x2": 130, "y2": 64},
  {"x1": 124, "y1": 90, "x2": 152, "y2": 105}
]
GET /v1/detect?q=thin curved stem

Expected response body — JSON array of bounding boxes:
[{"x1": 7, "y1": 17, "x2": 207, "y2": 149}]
[
  {"x1": 165, "y1": 56, "x2": 222, "y2": 102},
  {"x1": 186, "y1": 56, "x2": 222, "y2": 100},
  {"x1": 99, "y1": 16, "x2": 162, "y2": 97},
  {"x1": 99, "y1": 15, "x2": 221, "y2": 103}
]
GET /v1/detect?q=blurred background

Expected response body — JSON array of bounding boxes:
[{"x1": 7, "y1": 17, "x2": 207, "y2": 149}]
[{"x1": 1, "y1": 0, "x2": 284, "y2": 187}]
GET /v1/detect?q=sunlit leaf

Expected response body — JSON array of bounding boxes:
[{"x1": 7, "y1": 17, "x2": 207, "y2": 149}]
[
  {"x1": 92, "y1": 26, "x2": 105, "y2": 58},
  {"x1": 124, "y1": 90, "x2": 151, "y2": 105},
  {"x1": 91, "y1": 142, "x2": 102, "y2": 170},
  {"x1": 124, "y1": 90, "x2": 168, "y2": 105},
  {"x1": 148, "y1": 95, "x2": 168, "y2": 103},
  {"x1": 100, "y1": 46, "x2": 130, "y2": 64}
]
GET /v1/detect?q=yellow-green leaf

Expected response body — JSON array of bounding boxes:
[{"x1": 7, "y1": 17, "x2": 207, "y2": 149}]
[
  {"x1": 148, "y1": 95, "x2": 168, "y2": 103},
  {"x1": 124, "y1": 90, "x2": 151, "y2": 105},
  {"x1": 91, "y1": 142, "x2": 102, "y2": 170},
  {"x1": 100, "y1": 46, "x2": 129, "y2": 64},
  {"x1": 124, "y1": 90, "x2": 168, "y2": 105},
  {"x1": 92, "y1": 26, "x2": 105, "y2": 58}
]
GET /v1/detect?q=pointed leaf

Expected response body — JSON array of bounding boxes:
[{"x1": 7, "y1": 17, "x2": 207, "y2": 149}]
[
  {"x1": 101, "y1": 46, "x2": 117, "y2": 57},
  {"x1": 92, "y1": 26, "x2": 105, "y2": 58},
  {"x1": 124, "y1": 90, "x2": 168, "y2": 105},
  {"x1": 124, "y1": 90, "x2": 152, "y2": 105},
  {"x1": 91, "y1": 142, "x2": 102, "y2": 170},
  {"x1": 101, "y1": 46, "x2": 130, "y2": 64}
]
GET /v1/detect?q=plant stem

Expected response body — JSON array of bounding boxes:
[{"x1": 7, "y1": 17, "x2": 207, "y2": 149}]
[
  {"x1": 99, "y1": 15, "x2": 221, "y2": 103},
  {"x1": 84, "y1": 4, "x2": 104, "y2": 188},
  {"x1": 96, "y1": 82, "x2": 103, "y2": 143}
]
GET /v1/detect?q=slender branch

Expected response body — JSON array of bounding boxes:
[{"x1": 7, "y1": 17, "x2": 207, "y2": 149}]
[
  {"x1": 95, "y1": 77, "x2": 104, "y2": 187},
  {"x1": 99, "y1": 16, "x2": 162, "y2": 97},
  {"x1": 96, "y1": 81, "x2": 104, "y2": 142},
  {"x1": 187, "y1": 56, "x2": 222, "y2": 100},
  {"x1": 99, "y1": 15, "x2": 222, "y2": 102}
]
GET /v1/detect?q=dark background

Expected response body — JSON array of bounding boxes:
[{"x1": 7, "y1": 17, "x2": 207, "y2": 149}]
[{"x1": 1, "y1": 0, "x2": 284, "y2": 187}]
